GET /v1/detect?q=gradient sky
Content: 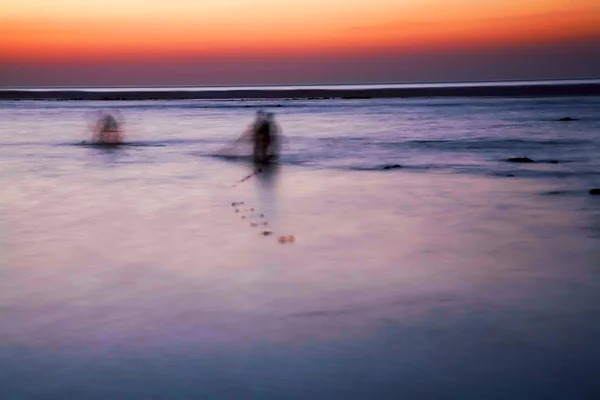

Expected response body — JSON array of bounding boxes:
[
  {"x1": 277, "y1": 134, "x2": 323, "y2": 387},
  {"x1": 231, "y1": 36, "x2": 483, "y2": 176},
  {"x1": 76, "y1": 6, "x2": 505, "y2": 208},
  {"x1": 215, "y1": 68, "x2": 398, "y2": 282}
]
[{"x1": 1, "y1": 0, "x2": 599, "y2": 86}]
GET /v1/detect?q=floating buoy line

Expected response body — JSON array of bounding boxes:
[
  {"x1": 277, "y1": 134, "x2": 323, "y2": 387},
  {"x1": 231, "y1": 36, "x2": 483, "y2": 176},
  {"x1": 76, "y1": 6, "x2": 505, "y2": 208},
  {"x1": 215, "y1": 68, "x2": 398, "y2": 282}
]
[{"x1": 230, "y1": 168, "x2": 295, "y2": 244}]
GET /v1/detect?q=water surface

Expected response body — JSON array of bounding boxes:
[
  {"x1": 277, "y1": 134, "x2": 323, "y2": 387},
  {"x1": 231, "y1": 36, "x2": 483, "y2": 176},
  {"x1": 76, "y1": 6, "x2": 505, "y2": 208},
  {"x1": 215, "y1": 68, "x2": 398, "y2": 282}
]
[{"x1": 1, "y1": 96, "x2": 599, "y2": 399}]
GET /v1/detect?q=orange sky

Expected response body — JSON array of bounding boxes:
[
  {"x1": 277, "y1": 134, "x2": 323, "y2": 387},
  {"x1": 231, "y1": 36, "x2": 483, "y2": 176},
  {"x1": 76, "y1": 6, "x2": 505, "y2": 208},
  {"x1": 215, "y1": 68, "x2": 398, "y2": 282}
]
[
  {"x1": 2, "y1": 0, "x2": 599, "y2": 60},
  {"x1": 0, "y1": 0, "x2": 599, "y2": 85}
]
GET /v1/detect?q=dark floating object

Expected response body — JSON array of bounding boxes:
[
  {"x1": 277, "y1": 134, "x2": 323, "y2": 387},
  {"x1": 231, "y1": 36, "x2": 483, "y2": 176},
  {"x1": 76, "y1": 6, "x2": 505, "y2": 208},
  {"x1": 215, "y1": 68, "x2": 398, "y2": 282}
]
[
  {"x1": 261, "y1": 231, "x2": 273, "y2": 236},
  {"x1": 544, "y1": 190, "x2": 568, "y2": 196},
  {"x1": 590, "y1": 189, "x2": 600, "y2": 195},
  {"x1": 546, "y1": 160, "x2": 559, "y2": 164},
  {"x1": 507, "y1": 157, "x2": 535, "y2": 163},
  {"x1": 382, "y1": 164, "x2": 402, "y2": 170},
  {"x1": 505, "y1": 174, "x2": 516, "y2": 177},
  {"x1": 558, "y1": 117, "x2": 576, "y2": 121}
]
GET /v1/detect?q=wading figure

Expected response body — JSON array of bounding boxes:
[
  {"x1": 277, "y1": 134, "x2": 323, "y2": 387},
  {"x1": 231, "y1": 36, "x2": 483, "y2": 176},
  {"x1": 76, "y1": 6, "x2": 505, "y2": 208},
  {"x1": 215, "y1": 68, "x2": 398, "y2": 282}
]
[
  {"x1": 216, "y1": 110, "x2": 281, "y2": 163},
  {"x1": 252, "y1": 112, "x2": 280, "y2": 164},
  {"x1": 93, "y1": 112, "x2": 123, "y2": 144}
]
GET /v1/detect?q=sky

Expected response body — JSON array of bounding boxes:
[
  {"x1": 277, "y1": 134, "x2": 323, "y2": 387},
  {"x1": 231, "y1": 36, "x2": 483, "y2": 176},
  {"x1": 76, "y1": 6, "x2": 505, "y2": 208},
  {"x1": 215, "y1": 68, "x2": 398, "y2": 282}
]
[{"x1": 0, "y1": 0, "x2": 599, "y2": 86}]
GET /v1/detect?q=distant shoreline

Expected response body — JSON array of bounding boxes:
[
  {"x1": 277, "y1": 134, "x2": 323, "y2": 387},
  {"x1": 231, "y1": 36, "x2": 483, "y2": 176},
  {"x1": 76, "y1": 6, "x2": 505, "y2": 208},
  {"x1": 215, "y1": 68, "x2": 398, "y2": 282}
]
[{"x1": 1, "y1": 83, "x2": 599, "y2": 100}]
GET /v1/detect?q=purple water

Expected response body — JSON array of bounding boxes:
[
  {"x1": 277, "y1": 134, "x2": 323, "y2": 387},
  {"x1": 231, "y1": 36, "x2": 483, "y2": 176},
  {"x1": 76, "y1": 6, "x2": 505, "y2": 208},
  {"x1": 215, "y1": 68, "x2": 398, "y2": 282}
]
[{"x1": 1, "y1": 95, "x2": 599, "y2": 399}]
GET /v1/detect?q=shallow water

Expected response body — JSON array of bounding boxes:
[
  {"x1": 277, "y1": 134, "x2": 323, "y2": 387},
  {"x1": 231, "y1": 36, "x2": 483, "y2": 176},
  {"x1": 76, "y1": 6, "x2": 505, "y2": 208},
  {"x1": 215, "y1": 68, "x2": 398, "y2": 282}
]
[
  {"x1": 1, "y1": 97, "x2": 600, "y2": 399},
  {"x1": 2, "y1": 96, "x2": 599, "y2": 181}
]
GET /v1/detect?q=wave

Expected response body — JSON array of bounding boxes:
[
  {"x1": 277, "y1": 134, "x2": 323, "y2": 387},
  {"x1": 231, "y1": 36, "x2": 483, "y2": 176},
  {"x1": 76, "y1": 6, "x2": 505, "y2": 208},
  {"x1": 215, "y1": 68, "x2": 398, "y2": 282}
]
[{"x1": 403, "y1": 138, "x2": 591, "y2": 150}]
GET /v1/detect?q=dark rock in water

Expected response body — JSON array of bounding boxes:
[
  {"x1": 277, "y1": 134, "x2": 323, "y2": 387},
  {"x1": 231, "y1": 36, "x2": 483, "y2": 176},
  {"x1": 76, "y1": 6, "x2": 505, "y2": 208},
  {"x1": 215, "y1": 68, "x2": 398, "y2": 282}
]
[
  {"x1": 589, "y1": 189, "x2": 600, "y2": 195},
  {"x1": 546, "y1": 160, "x2": 559, "y2": 164},
  {"x1": 505, "y1": 174, "x2": 516, "y2": 177},
  {"x1": 558, "y1": 117, "x2": 576, "y2": 121},
  {"x1": 507, "y1": 157, "x2": 535, "y2": 163},
  {"x1": 544, "y1": 190, "x2": 568, "y2": 196},
  {"x1": 382, "y1": 164, "x2": 402, "y2": 170},
  {"x1": 276, "y1": 104, "x2": 282, "y2": 107}
]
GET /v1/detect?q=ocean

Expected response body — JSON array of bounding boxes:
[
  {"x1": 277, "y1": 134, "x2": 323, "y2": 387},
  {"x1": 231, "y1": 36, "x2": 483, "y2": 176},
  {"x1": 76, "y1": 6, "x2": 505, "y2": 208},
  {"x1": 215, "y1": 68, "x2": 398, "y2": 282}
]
[{"x1": 1, "y1": 89, "x2": 600, "y2": 399}]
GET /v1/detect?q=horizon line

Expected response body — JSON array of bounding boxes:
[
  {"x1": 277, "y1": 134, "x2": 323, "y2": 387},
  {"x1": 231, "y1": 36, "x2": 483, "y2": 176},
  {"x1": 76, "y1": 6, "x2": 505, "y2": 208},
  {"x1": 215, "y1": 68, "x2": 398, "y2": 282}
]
[{"x1": 2, "y1": 77, "x2": 600, "y2": 90}]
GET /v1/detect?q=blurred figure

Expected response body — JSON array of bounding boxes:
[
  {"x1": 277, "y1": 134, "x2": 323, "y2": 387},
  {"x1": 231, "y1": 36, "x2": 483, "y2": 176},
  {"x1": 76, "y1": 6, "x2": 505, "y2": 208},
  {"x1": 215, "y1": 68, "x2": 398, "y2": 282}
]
[
  {"x1": 241, "y1": 110, "x2": 265, "y2": 139},
  {"x1": 216, "y1": 110, "x2": 281, "y2": 162},
  {"x1": 251, "y1": 111, "x2": 280, "y2": 164},
  {"x1": 92, "y1": 111, "x2": 123, "y2": 144}
]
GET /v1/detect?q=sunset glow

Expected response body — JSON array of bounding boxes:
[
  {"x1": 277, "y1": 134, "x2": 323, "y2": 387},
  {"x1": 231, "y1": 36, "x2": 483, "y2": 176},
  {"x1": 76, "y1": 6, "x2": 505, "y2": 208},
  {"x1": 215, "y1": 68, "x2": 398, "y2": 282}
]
[{"x1": 1, "y1": 0, "x2": 598, "y2": 85}]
